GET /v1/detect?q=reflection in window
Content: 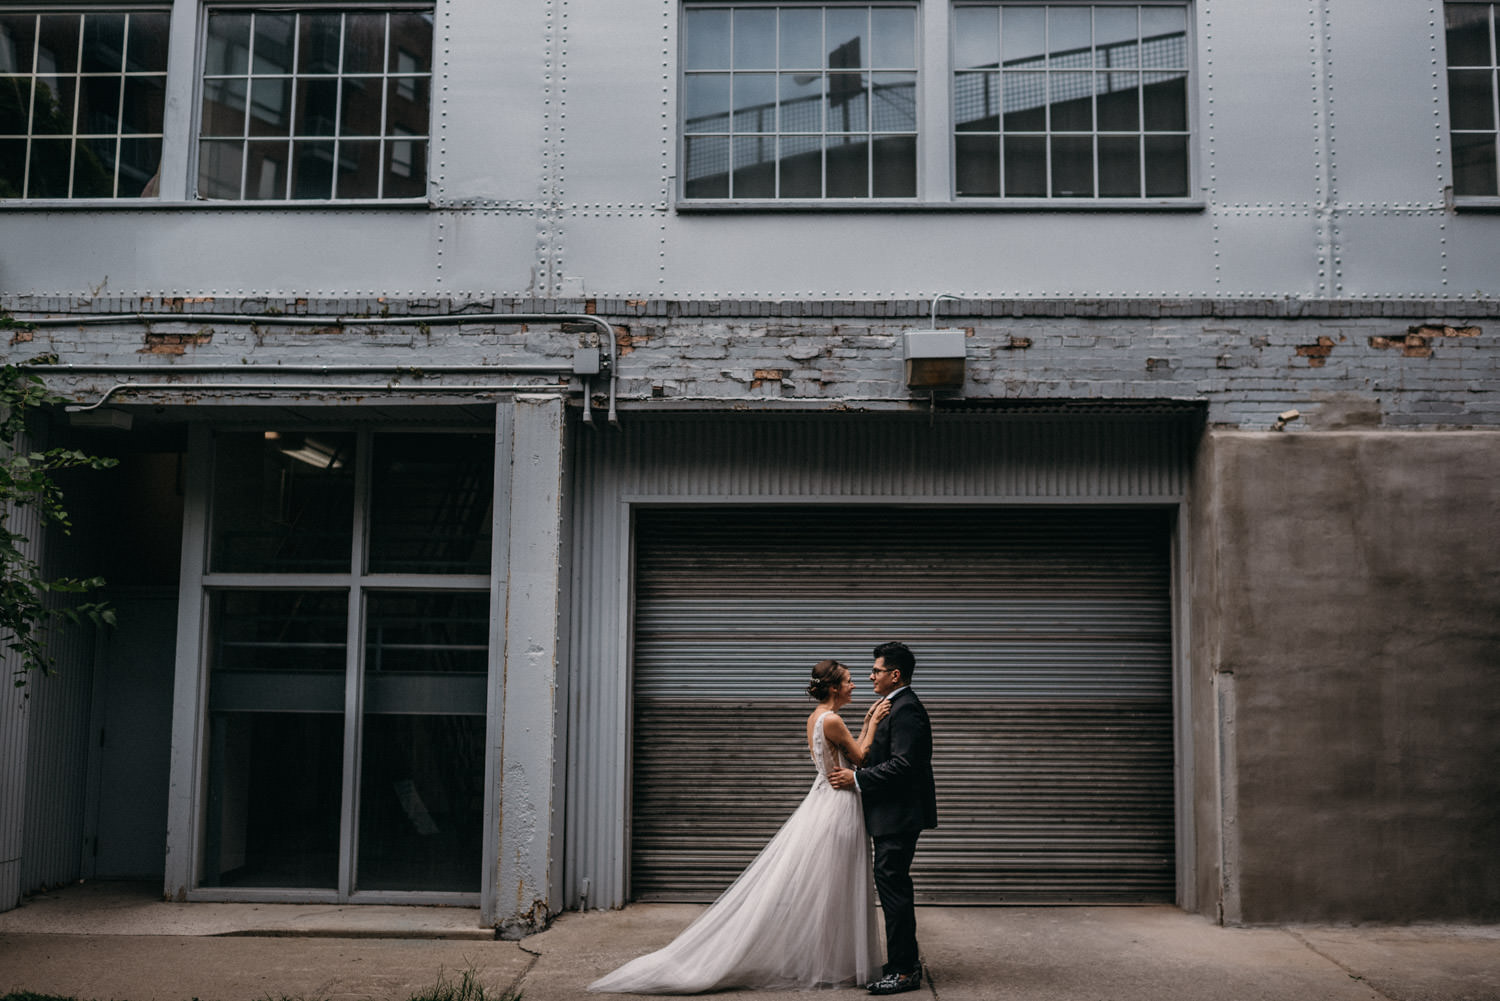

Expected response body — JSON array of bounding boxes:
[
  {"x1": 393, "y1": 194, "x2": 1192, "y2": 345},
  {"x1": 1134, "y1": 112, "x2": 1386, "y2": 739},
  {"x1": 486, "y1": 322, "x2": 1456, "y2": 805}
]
[
  {"x1": 0, "y1": 9, "x2": 168, "y2": 198},
  {"x1": 209, "y1": 431, "x2": 356, "y2": 573},
  {"x1": 1446, "y1": 3, "x2": 1499, "y2": 196},
  {"x1": 682, "y1": 4, "x2": 918, "y2": 199},
  {"x1": 368, "y1": 433, "x2": 494, "y2": 574},
  {"x1": 953, "y1": 4, "x2": 1191, "y2": 198},
  {"x1": 197, "y1": 8, "x2": 432, "y2": 199}
]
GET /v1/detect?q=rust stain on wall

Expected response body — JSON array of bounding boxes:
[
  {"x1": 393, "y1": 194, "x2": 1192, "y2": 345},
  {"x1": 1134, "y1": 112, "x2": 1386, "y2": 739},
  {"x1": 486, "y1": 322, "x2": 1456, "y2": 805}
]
[
  {"x1": 1369, "y1": 324, "x2": 1481, "y2": 359},
  {"x1": 140, "y1": 330, "x2": 213, "y2": 354},
  {"x1": 1295, "y1": 335, "x2": 1337, "y2": 367}
]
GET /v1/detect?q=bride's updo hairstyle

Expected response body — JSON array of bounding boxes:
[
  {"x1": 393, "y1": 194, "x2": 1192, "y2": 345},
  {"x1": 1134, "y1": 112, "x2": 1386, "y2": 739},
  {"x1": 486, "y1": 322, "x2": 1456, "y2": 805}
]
[{"x1": 806, "y1": 659, "x2": 847, "y2": 701}]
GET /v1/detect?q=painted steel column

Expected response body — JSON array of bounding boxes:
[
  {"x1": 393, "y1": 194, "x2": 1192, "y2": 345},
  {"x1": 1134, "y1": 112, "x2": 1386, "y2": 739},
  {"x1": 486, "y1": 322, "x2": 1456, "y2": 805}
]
[
  {"x1": 495, "y1": 395, "x2": 567, "y2": 938},
  {"x1": 0, "y1": 439, "x2": 42, "y2": 911}
]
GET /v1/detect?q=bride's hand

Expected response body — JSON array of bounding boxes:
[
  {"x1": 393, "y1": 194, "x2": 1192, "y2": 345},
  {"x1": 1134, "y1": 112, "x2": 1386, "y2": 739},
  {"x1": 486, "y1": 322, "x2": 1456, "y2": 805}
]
[{"x1": 866, "y1": 699, "x2": 890, "y2": 725}]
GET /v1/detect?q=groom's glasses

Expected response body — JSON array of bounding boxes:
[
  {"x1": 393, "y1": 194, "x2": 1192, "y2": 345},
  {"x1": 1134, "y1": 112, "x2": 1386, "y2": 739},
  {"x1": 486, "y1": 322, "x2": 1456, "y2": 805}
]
[{"x1": 871, "y1": 667, "x2": 899, "y2": 674}]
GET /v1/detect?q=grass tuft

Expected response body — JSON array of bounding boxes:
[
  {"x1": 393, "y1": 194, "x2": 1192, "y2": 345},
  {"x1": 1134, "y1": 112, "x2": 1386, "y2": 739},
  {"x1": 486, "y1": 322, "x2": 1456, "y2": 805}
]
[{"x1": 407, "y1": 967, "x2": 521, "y2": 1001}]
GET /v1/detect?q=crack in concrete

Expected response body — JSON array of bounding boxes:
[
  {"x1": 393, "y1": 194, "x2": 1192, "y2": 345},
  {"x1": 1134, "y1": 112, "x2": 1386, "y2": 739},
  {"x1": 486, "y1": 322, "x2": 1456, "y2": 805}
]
[{"x1": 1285, "y1": 929, "x2": 1393, "y2": 1001}]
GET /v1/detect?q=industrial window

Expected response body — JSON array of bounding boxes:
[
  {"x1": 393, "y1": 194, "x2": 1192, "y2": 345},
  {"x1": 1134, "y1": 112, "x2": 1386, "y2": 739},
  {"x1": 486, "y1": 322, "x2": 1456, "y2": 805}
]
[
  {"x1": 0, "y1": 8, "x2": 170, "y2": 199},
  {"x1": 1446, "y1": 2, "x2": 1499, "y2": 198},
  {"x1": 196, "y1": 7, "x2": 433, "y2": 200},
  {"x1": 953, "y1": 3, "x2": 1190, "y2": 199},
  {"x1": 681, "y1": 3, "x2": 919, "y2": 199}
]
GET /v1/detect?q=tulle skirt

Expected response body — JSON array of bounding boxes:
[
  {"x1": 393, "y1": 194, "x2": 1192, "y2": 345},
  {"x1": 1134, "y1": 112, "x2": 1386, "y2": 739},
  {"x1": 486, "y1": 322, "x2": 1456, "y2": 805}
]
[{"x1": 588, "y1": 777, "x2": 881, "y2": 993}]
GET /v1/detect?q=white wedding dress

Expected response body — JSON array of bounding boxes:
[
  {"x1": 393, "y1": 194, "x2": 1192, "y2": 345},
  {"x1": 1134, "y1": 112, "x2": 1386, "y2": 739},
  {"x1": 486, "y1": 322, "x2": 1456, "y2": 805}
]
[{"x1": 588, "y1": 711, "x2": 882, "y2": 993}]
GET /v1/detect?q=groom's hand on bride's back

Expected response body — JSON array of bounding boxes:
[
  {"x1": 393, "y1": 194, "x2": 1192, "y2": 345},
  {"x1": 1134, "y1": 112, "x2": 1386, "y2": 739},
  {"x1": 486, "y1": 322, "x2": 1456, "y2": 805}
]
[{"x1": 828, "y1": 767, "x2": 856, "y2": 790}]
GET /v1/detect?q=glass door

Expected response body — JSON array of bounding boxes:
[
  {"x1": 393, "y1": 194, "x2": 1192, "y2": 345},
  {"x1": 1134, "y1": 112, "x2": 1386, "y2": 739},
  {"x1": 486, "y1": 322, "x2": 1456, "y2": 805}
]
[{"x1": 198, "y1": 428, "x2": 494, "y2": 900}]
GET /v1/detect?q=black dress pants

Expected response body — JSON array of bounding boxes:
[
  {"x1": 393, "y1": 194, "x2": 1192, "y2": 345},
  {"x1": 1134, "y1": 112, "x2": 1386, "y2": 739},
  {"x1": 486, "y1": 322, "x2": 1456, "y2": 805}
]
[{"x1": 872, "y1": 830, "x2": 921, "y2": 974}]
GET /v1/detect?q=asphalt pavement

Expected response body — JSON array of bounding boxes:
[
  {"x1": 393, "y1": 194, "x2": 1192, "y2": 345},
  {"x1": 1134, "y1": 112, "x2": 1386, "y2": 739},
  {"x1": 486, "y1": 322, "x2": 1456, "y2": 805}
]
[{"x1": 1, "y1": 882, "x2": 1496, "y2": 1001}]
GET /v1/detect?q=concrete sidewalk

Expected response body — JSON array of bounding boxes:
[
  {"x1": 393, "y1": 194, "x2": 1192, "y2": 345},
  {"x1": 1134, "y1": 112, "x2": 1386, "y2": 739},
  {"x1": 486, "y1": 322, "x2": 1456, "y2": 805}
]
[{"x1": 1, "y1": 883, "x2": 1497, "y2": 1001}]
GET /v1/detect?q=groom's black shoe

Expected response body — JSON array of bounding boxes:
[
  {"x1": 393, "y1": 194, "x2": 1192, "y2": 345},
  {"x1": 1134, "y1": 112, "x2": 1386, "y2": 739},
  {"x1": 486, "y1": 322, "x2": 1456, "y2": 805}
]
[{"x1": 867, "y1": 969, "x2": 922, "y2": 995}]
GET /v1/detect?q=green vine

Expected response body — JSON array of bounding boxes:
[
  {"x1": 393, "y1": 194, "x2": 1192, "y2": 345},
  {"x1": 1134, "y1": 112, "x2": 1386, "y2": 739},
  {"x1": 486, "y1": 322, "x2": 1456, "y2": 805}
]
[{"x1": 1, "y1": 343, "x2": 118, "y2": 686}]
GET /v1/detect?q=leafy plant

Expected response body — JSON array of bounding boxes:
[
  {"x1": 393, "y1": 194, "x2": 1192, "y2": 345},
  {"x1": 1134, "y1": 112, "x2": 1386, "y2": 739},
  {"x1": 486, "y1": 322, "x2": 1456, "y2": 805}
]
[
  {"x1": 1, "y1": 339, "x2": 118, "y2": 686},
  {"x1": 407, "y1": 967, "x2": 522, "y2": 1001}
]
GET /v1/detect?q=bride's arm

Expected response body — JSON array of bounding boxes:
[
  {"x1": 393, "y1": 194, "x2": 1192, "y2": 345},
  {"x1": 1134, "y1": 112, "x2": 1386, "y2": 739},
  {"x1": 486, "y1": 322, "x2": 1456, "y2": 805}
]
[{"x1": 825, "y1": 701, "x2": 889, "y2": 766}]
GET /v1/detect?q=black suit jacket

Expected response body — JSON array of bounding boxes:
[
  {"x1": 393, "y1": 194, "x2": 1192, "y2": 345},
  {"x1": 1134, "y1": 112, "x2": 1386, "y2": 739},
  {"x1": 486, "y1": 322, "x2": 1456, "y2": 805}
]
[{"x1": 856, "y1": 687, "x2": 938, "y2": 837}]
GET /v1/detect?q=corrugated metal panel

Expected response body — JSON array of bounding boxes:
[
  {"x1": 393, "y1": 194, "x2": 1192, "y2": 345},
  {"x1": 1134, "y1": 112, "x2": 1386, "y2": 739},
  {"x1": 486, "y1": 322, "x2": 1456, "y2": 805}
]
[
  {"x1": 564, "y1": 411, "x2": 1193, "y2": 910},
  {"x1": 629, "y1": 507, "x2": 1174, "y2": 903},
  {"x1": 0, "y1": 469, "x2": 42, "y2": 911}
]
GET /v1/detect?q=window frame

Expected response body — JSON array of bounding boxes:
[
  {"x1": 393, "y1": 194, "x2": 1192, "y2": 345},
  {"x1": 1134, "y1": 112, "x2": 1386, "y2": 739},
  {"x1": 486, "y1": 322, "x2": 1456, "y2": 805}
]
[
  {"x1": 1445, "y1": 0, "x2": 1500, "y2": 209},
  {"x1": 674, "y1": 0, "x2": 1202, "y2": 211},
  {"x1": 0, "y1": 3, "x2": 174, "y2": 201},
  {"x1": 189, "y1": 1, "x2": 435, "y2": 204}
]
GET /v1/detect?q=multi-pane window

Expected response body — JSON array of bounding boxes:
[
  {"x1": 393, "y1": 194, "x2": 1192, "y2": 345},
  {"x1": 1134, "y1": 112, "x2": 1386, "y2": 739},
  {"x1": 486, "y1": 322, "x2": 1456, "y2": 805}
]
[
  {"x1": 954, "y1": 3, "x2": 1190, "y2": 198},
  {"x1": 197, "y1": 8, "x2": 432, "y2": 200},
  {"x1": 1446, "y1": 2, "x2": 1499, "y2": 197},
  {"x1": 0, "y1": 9, "x2": 169, "y2": 198},
  {"x1": 682, "y1": 4, "x2": 919, "y2": 199}
]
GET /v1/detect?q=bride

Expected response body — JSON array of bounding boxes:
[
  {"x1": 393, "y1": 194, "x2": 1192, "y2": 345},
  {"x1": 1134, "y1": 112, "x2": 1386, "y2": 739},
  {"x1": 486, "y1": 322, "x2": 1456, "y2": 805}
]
[{"x1": 588, "y1": 659, "x2": 891, "y2": 994}]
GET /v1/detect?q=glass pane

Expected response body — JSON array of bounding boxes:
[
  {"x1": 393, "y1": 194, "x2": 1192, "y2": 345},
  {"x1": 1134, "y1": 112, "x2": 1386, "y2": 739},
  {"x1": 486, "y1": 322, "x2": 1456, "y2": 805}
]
[
  {"x1": 956, "y1": 133, "x2": 1000, "y2": 196},
  {"x1": 79, "y1": 76, "x2": 121, "y2": 134},
  {"x1": 779, "y1": 8, "x2": 822, "y2": 69},
  {"x1": 1098, "y1": 134, "x2": 1140, "y2": 196},
  {"x1": 343, "y1": 12, "x2": 386, "y2": 73},
  {"x1": 297, "y1": 78, "x2": 338, "y2": 136},
  {"x1": 1144, "y1": 132, "x2": 1189, "y2": 196},
  {"x1": 27, "y1": 137, "x2": 70, "y2": 196},
  {"x1": 336, "y1": 137, "x2": 380, "y2": 197},
  {"x1": 0, "y1": 138, "x2": 25, "y2": 196},
  {"x1": 826, "y1": 134, "x2": 868, "y2": 196},
  {"x1": 299, "y1": 12, "x2": 343, "y2": 75},
  {"x1": 32, "y1": 76, "x2": 75, "y2": 135},
  {"x1": 871, "y1": 8, "x2": 915, "y2": 68},
  {"x1": 388, "y1": 13, "x2": 432, "y2": 75},
  {"x1": 387, "y1": 76, "x2": 428, "y2": 133},
  {"x1": 252, "y1": 14, "x2": 296, "y2": 76},
  {"x1": 732, "y1": 71, "x2": 776, "y2": 129},
  {"x1": 1002, "y1": 6, "x2": 1046, "y2": 65},
  {"x1": 367, "y1": 433, "x2": 495, "y2": 574},
  {"x1": 205, "y1": 13, "x2": 251, "y2": 76},
  {"x1": 1004, "y1": 135, "x2": 1046, "y2": 196},
  {"x1": 248, "y1": 76, "x2": 291, "y2": 136},
  {"x1": 36, "y1": 15, "x2": 81, "y2": 78},
  {"x1": 245, "y1": 140, "x2": 286, "y2": 198},
  {"x1": 383, "y1": 134, "x2": 426, "y2": 197},
  {"x1": 364, "y1": 591, "x2": 488, "y2": 680},
  {"x1": 955, "y1": 6, "x2": 999, "y2": 69},
  {"x1": 955, "y1": 72, "x2": 1000, "y2": 131},
  {"x1": 1095, "y1": 7, "x2": 1138, "y2": 67},
  {"x1": 1, "y1": 15, "x2": 39, "y2": 75},
  {"x1": 1142, "y1": 71, "x2": 1187, "y2": 130},
  {"x1": 872, "y1": 72, "x2": 915, "y2": 131},
  {"x1": 72, "y1": 135, "x2": 114, "y2": 196},
  {"x1": 1445, "y1": 6, "x2": 1493, "y2": 67},
  {"x1": 733, "y1": 7, "x2": 776, "y2": 69},
  {"x1": 202, "y1": 79, "x2": 247, "y2": 137},
  {"x1": 685, "y1": 74, "x2": 731, "y2": 132},
  {"x1": 292, "y1": 139, "x2": 335, "y2": 197},
  {"x1": 340, "y1": 77, "x2": 381, "y2": 135},
  {"x1": 82, "y1": 13, "x2": 126, "y2": 74},
  {"x1": 684, "y1": 135, "x2": 729, "y2": 196},
  {"x1": 871, "y1": 133, "x2": 915, "y2": 196},
  {"x1": 203, "y1": 589, "x2": 346, "y2": 890},
  {"x1": 122, "y1": 75, "x2": 165, "y2": 134},
  {"x1": 779, "y1": 72, "x2": 821, "y2": 132},
  {"x1": 685, "y1": 8, "x2": 730, "y2": 71},
  {"x1": 825, "y1": 8, "x2": 867, "y2": 69},
  {"x1": 1048, "y1": 6, "x2": 1092, "y2": 66},
  {"x1": 210, "y1": 431, "x2": 355, "y2": 573},
  {"x1": 1050, "y1": 71, "x2": 1093, "y2": 130},
  {"x1": 1002, "y1": 71, "x2": 1047, "y2": 130},
  {"x1": 1142, "y1": 7, "x2": 1188, "y2": 56},
  {"x1": 779, "y1": 133, "x2": 821, "y2": 197},
  {"x1": 1051, "y1": 134, "x2": 1093, "y2": 195},
  {"x1": 126, "y1": 13, "x2": 171, "y2": 73},
  {"x1": 1, "y1": 78, "x2": 31, "y2": 135},
  {"x1": 826, "y1": 73, "x2": 867, "y2": 130},
  {"x1": 1449, "y1": 69, "x2": 1497, "y2": 131},
  {"x1": 197, "y1": 138, "x2": 244, "y2": 198},
  {"x1": 1097, "y1": 72, "x2": 1139, "y2": 130},
  {"x1": 117, "y1": 135, "x2": 160, "y2": 196},
  {"x1": 1453, "y1": 130, "x2": 1499, "y2": 196},
  {"x1": 732, "y1": 133, "x2": 775, "y2": 196}
]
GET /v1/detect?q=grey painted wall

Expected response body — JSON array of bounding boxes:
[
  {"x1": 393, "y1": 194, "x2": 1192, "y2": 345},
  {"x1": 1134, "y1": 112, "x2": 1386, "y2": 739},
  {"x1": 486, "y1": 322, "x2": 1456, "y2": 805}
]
[{"x1": 1190, "y1": 431, "x2": 1500, "y2": 923}]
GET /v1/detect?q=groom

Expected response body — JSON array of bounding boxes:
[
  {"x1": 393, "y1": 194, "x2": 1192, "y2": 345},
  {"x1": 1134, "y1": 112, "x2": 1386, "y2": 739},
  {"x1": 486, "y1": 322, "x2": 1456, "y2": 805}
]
[{"x1": 829, "y1": 641, "x2": 937, "y2": 996}]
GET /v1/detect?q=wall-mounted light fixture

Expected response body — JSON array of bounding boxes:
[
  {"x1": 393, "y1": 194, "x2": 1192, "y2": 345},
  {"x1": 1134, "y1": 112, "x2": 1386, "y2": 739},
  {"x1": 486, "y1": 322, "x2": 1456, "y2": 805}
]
[{"x1": 903, "y1": 294, "x2": 967, "y2": 391}]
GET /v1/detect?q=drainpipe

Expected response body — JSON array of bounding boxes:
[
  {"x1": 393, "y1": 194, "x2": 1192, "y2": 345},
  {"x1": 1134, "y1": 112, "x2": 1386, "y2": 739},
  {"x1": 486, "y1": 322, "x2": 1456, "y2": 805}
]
[{"x1": 17, "y1": 311, "x2": 620, "y2": 426}]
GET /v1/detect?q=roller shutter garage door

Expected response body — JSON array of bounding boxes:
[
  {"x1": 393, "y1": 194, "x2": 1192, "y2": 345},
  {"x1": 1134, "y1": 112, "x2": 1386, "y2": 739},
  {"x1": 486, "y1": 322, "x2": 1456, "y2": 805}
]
[{"x1": 630, "y1": 506, "x2": 1174, "y2": 904}]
